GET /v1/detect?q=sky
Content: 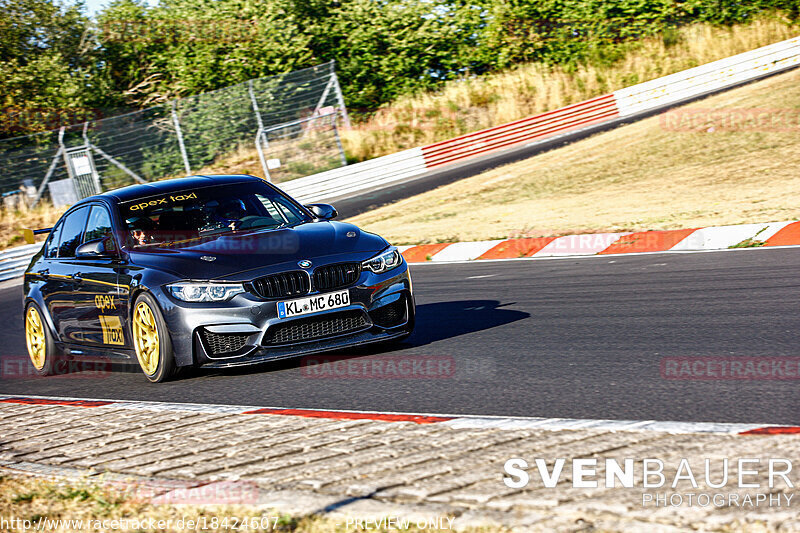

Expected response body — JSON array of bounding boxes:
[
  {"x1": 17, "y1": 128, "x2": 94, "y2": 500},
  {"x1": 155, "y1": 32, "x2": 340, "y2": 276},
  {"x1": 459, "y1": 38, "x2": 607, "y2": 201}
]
[
  {"x1": 83, "y1": 0, "x2": 107, "y2": 16},
  {"x1": 81, "y1": 0, "x2": 157, "y2": 17}
]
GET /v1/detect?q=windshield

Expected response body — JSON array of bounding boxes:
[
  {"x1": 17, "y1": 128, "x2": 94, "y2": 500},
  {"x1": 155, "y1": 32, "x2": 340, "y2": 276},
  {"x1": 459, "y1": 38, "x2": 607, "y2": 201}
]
[{"x1": 119, "y1": 182, "x2": 312, "y2": 247}]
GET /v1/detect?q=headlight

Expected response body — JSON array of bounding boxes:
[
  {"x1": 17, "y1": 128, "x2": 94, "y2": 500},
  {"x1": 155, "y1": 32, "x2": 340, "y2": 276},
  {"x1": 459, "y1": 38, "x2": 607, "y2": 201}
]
[
  {"x1": 166, "y1": 281, "x2": 244, "y2": 302},
  {"x1": 362, "y1": 246, "x2": 402, "y2": 274}
]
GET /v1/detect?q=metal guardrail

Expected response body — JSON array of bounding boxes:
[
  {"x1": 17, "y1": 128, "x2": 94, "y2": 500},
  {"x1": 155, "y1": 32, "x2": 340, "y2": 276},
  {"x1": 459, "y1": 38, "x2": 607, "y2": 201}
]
[
  {"x1": 613, "y1": 35, "x2": 800, "y2": 117},
  {"x1": 281, "y1": 147, "x2": 427, "y2": 203},
  {"x1": 0, "y1": 243, "x2": 40, "y2": 282}
]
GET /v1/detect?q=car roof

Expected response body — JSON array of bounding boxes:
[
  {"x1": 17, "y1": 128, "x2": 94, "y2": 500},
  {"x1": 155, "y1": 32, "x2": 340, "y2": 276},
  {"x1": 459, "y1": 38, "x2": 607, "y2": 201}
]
[{"x1": 96, "y1": 175, "x2": 265, "y2": 204}]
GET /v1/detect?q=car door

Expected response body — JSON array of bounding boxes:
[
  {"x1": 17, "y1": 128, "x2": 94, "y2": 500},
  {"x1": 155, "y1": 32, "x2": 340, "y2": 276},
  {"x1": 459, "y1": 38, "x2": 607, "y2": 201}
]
[
  {"x1": 41, "y1": 206, "x2": 89, "y2": 343},
  {"x1": 72, "y1": 204, "x2": 126, "y2": 348}
]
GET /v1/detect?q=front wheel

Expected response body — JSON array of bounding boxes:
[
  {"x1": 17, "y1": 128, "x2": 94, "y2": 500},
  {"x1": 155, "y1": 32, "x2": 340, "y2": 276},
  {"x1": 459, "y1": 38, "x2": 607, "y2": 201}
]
[
  {"x1": 24, "y1": 302, "x2": 57, "y2": 376},
  {"x1": 131, "y1": 293, "x2": 176, "y2": 383}
]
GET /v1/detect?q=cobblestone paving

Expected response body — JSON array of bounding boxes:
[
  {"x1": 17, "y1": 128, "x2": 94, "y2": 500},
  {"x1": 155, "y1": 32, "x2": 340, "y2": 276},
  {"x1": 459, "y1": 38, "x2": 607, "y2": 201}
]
[{"x1": 1, "y1": 403, "x2": 798, "y2": 532}]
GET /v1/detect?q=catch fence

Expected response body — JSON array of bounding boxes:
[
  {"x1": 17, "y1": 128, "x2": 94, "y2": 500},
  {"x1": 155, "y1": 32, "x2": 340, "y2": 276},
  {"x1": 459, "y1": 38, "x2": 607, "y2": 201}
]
[{"x1": 0, "y1": 61, "x2": 349, "y2": 207}]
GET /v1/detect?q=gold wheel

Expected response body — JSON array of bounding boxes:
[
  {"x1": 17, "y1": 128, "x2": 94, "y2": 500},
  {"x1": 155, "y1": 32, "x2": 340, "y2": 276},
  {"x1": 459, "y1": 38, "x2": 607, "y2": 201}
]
[
  {"x1": 133, "y1": 301, "x2": 160, "y2": 376},
  {"x1": 25, "y1": 306, "x2": 46, "y2": 370}
]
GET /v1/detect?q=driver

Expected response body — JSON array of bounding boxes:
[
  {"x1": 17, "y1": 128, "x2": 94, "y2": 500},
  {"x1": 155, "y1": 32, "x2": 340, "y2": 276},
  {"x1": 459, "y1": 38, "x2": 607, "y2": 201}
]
[
  {"x1": 211, "y1": 199, "x2": 248, "y2": 231},
  {"x1": 128, "y1": 217, "x2": 156, "y2": 246}
]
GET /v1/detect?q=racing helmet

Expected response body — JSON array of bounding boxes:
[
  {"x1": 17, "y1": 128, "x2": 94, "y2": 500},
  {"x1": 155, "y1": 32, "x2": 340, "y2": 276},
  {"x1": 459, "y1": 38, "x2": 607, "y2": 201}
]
[{"x1": 218, "y1": 198, "x2": 247, "y2": 220}]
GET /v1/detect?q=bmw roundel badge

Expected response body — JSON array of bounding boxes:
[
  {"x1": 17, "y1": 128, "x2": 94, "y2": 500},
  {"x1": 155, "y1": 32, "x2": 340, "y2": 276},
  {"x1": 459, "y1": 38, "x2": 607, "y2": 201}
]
[{"x1": 298, "y1": 260, "x2": 313, "y2": 269}]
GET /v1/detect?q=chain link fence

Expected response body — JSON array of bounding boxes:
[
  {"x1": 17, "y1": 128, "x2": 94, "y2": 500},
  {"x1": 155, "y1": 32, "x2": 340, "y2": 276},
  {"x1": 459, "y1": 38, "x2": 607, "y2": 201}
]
[{"x1": 0, "y1": 61, "x2": 350, "y2": 207}]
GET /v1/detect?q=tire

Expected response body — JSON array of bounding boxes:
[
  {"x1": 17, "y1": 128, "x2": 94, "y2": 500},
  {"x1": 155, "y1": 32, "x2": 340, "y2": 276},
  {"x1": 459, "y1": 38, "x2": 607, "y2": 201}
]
[
  {"x1": 131, "y1": 292, "x2": 177, "y2": 383},
  {"x1": 24, "y1": 302, "x2": 57, "y2": 376}
]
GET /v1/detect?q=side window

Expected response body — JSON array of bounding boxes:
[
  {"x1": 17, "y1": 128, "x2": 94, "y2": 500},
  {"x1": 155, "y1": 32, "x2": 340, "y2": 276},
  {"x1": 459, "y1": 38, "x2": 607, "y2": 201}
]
[
  {"x1": 57, "y1": 206, "x2": 89, "y2": 258},
  {"x1": 45, "y1": 222, "x2": 63, "y2": 258},
  {"x1": 84, "y1": 206, "x2": 113, "y2": 243},
  {"x1": 84, "y1": 205, "x2": 117, "y2": 253}
]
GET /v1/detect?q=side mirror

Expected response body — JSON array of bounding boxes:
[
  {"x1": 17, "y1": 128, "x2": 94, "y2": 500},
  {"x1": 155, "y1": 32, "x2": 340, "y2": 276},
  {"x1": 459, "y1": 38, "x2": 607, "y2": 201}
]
[
  {"x1": 76, "y1": 238, "x2": 112, "y2": 258},
  {"x1": 305, "y1": 203, "x2": 338, "y2": 220}
]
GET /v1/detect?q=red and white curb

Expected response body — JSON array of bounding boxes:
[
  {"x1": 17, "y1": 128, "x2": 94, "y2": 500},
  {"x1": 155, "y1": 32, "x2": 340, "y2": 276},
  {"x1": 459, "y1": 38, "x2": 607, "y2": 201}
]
[
  {"x1": 1, "y1": 394, "x2": 798, "y2": 436},
  {"x1": 398, "y1": 220, "x2": 800, "y2": 263}
]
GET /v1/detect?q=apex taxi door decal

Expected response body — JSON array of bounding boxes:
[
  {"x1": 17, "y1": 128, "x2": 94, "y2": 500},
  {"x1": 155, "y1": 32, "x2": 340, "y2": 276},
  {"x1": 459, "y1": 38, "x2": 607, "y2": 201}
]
[{"x1": 99, "y1": 315, "x2": 124, "y2": 345}]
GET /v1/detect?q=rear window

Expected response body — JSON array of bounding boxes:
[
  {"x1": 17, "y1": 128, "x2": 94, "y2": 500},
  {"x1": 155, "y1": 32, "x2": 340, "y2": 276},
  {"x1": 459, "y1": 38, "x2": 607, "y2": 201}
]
[{"x1": 119, "y1": 182, "x2": 311, "y2": 247}]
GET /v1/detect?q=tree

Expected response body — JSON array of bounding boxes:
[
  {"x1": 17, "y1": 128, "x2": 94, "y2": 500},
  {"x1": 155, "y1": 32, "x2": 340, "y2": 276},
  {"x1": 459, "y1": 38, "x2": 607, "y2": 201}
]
[
  {"x1": 0, "y1": 0, "x2": 109, "y2": 136},
  {"x1": 96, "y1": 0, "x2": 314, "y2": 104}
]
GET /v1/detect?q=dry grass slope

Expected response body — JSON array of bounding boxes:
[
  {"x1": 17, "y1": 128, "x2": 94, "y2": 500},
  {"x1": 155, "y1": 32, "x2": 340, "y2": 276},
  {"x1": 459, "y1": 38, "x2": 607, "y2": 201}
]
[
  {"x1": 341, "y1": 16, "x2": 799, "y2": 161},
  {"x1": 166, "y1": 16, "x2": 800, "y2": 171},
  {"x1": 347, "y1": 67, "x2": 800, "y2": 244},
  {"x1": 0, "y1": 201, "x2": 63, "y2": 249}
]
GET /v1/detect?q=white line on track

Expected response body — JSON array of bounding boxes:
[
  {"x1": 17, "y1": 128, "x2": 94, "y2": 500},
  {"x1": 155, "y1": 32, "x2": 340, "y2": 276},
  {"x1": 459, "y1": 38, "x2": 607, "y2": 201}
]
[{"x1": 407, "y1": 243, "x2": 800, "y2": 266}]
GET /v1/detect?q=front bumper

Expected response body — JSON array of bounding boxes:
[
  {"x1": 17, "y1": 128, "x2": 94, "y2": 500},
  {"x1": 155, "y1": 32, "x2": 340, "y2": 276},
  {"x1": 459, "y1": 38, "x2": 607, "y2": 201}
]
[{"x1": 154, "y1": 263, "x2": 414, "y2": 368}]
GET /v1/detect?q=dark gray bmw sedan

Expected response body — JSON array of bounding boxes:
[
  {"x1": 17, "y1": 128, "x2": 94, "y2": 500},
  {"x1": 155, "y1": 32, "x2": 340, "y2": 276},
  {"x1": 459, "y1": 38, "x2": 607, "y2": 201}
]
[{"x1": 23, "y1": 175, "x2": 415, "y2": 382}]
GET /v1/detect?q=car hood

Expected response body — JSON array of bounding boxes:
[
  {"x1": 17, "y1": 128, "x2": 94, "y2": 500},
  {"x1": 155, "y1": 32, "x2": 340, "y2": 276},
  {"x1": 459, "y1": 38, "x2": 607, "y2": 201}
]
[{"x1": 127, "y1": 221, "x2": 389, "y2": 280}]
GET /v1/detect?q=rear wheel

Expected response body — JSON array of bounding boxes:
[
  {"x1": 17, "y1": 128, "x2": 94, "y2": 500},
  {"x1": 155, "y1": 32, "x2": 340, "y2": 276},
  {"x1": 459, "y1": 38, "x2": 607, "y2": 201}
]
[
  {"x1": 132, "y1": 293, "x2": 176, "y2": 383},
  {"x1": 25, "y1": 303, "x2": 57, "y2": 376}
]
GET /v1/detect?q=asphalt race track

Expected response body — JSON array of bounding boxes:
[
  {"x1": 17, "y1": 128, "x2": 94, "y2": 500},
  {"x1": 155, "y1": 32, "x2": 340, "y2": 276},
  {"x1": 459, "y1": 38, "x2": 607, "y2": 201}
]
[{"x1": 2, "y1": 247, "x2": 800, "y2": 425}]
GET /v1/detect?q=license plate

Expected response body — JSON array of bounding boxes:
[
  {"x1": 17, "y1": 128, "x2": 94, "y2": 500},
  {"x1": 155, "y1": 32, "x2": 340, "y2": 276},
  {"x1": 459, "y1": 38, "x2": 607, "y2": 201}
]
[{"x1": 277, "y1": 290, "x2": 350, "y2": 319}]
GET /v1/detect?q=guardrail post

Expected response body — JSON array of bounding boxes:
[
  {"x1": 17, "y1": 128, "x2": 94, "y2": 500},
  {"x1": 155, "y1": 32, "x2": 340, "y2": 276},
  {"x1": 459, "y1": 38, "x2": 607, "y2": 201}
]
[
  {"x1": 171, "y1": 101, "x2": 191, "y2": 174},
  {"x1": 249, "y1": 80, "x2": 271, "y2": 181},
  {"x1": 254, "y1": 127, "x2": 271, "y2": 182},
  {"x1": 332, "y1": 117, "x2": 347, "y2": 167},
  {"x1": 58, "y1": 127, "x2": 82, "y2": 201},
  {"x1": 82, "y1": 122, "x2": 103, "y2": 194},
  {"x1": 32, "y1": 127, "x2": 65, "y2": 207},
  {"x1": 330, "y1": 61, "x2": 351, "y2": 129}
]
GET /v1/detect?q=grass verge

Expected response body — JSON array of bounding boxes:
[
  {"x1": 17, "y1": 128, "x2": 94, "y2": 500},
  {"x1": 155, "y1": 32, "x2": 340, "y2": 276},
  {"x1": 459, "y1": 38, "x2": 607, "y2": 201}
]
[
  {"x1": 1, "y1": 475, "x2": 499, "y2": 533},
  {"x1": 0, "y1": 201, "x2": 62, "y2": 250},
  {"x1": 346, "y1": 67, "x2": 800, "y2": 245}
]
